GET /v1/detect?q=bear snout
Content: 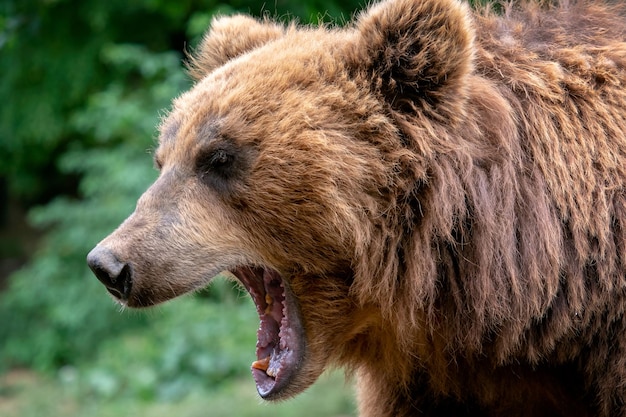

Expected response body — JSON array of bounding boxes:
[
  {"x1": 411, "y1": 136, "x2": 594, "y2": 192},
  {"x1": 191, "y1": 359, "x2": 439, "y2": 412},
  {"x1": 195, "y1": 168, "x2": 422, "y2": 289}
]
[{"x1": 87, "y1": 246, "x2": 133, "y2": 302}]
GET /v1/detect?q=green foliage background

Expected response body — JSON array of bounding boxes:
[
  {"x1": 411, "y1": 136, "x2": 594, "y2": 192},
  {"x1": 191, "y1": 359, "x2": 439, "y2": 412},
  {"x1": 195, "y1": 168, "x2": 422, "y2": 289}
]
[{"x1": 0, "y1": 0, "x2": 361, "y2": 409}]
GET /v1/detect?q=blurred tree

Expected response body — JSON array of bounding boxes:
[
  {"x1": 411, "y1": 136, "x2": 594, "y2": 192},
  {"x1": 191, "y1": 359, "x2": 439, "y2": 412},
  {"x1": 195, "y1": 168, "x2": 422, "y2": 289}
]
[
  {"x1": 0, "y1": 43, "x2": 187, "y2": 370},
  {"x1": 0, "y1": 0, "x2": 362, "y2": 201}
]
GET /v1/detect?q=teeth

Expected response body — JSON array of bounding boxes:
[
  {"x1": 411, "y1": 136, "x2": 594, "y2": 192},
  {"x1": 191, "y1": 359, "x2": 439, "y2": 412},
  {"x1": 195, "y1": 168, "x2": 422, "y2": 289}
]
[
  {"x1": 251, "y1": 356, "x2": 270, "y2": 371},
  {"x1": 252, "y1": 355, "x2": 279, "y2": 379},
  {"x1": 264, "y1": 293, "x2": 273, "y2": 314},
  {"x1": 266, "y1": 356, "x2": 279, "y2": 378}
]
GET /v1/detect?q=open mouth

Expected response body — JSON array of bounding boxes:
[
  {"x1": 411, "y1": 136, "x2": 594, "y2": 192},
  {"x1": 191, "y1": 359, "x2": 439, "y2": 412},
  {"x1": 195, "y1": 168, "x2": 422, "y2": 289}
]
[{"x1": 230, "y1": 266, "x2": 306, "y2": 399}]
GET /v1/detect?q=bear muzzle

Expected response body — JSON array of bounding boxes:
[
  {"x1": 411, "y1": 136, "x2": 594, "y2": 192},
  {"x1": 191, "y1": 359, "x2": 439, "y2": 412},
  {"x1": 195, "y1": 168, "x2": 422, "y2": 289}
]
[{"x1": 87, "y1": 246, "x2": 133, "y2": 302}]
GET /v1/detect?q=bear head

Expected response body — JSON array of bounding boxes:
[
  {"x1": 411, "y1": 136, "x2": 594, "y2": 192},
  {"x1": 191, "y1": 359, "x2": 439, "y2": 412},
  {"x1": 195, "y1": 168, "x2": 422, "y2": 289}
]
[{"x1": 87, "y1": 0, "x2": 474, "y2": 401}]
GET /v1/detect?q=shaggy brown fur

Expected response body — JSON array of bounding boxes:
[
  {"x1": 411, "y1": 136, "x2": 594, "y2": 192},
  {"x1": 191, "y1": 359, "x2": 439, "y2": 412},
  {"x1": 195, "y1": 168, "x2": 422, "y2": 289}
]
[{"x1": 87, "y1": 0, "x2": 626, "y2": 415}]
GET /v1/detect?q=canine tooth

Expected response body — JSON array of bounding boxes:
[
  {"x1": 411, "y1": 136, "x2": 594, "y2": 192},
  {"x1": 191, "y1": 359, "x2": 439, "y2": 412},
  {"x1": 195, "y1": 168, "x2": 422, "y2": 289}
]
[{"x1": 251, "y1": 356, "x2": 270, "y2": 371}]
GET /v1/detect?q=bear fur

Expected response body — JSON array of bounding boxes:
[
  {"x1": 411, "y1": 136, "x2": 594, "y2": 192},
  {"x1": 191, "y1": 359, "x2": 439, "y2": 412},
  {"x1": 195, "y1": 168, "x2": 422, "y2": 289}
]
[{"x1": 87, "y1": 0, "x2": 626, "y2": 415}]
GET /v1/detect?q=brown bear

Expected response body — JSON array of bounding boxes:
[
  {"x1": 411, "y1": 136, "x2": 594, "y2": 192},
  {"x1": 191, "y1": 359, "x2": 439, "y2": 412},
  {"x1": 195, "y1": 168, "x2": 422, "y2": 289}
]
[{"x1": 87, "y1": 0, "x2": 626, "y2": 415}]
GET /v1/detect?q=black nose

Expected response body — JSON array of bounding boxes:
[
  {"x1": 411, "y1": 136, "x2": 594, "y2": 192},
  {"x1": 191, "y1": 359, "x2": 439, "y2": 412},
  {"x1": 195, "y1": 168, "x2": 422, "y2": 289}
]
[{"x1": 87, "y1": 246, "x2": 132, "y2": 300}]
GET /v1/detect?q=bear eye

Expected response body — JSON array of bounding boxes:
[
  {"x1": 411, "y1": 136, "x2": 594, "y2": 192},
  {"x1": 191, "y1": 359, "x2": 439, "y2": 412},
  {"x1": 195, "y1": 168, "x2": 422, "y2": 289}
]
[
  {"x1": 194, "y1": 138, "x2": 252, "y2": 193},
  {"x1": 195, "y1": 146, "x2": 237, "y2": 185},
  {"x1": 208, "y1": 149, "x2": 231, "y2": 167}
]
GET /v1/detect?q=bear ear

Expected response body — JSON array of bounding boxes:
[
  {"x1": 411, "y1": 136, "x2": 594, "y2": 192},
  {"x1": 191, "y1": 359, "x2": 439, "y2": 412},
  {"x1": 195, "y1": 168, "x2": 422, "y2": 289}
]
[
  {"x1": 350, "y1": 0, "x2": 475, "y2": 118},
  {"x1": 188, "y1": 15, "x2": 285, "y2": 81}
]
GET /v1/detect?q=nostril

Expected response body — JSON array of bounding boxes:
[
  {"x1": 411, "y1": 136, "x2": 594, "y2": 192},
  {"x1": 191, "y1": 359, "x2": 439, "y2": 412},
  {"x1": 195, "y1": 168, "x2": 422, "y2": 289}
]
[
  {"x1": 87, "y1": 246, "x2": 133, "y2": 301},
  {"x1": 118, "y1": 263, "x2": 133, "y2": 299}
]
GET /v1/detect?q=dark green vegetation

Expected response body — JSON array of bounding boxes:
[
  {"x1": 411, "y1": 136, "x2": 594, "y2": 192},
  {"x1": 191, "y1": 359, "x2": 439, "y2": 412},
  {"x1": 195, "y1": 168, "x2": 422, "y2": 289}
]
[{"x1": 0, "y1": 0, "x2": 360, "y2": 414}]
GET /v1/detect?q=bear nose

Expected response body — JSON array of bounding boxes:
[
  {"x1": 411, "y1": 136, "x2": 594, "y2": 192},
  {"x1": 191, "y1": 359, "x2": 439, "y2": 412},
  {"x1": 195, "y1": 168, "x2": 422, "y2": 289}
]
[{"x1": 87, "y1": 246, "x2": 132, "y2": 300}]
